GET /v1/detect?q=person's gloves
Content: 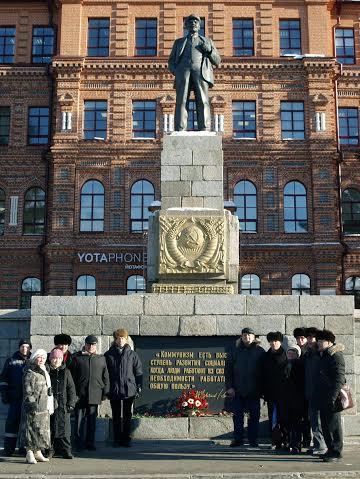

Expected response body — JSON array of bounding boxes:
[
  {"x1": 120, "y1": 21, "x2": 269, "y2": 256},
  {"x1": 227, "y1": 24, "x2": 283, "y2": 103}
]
[
  {"x1": 135, "y1": 386, "x2": 142, "y2": 399},
  {"x1": 1, "y1": 391, "x2": 10, "y2": 405},
  {"x1": 24, "y1": 401, "x2": 37, "y2": 413}
]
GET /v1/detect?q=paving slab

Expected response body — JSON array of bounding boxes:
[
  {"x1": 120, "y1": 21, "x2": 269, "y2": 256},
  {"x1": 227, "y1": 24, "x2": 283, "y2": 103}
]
[{"x1": 0, "y1": 440, "x2": 359, "y2": 479}]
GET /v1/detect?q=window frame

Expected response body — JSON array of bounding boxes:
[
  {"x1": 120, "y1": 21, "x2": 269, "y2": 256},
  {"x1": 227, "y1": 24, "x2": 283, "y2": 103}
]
[
  {"x1": 23, "y1": 187, "x2": 45, "y2": 235},
  {"x1": 280, "y1": 101, "x2": 305, "y2": 140},
  {"x1": 345, "y1": 276, "x2": 360, "y2": 308},
  {"x1": 0, "y1": 106, "x2": 10, "y2": 145},
  {"x1": 31, "y1": 26, "x2": 55, "y2": 64},
  {"x1": 80, "y1": 179, "x2": 105, "y2": 233},
  {"x1": 234, "y1": 180, "x2": 257, "y2": 233},
  {"x1": 342, "y1": 188, "x2": 360, "y2": 234},
  {"x1": 279, "y1": 19, "x2": 301, "y2": 56},
  {"x1": 0, "y1": 26, "x2": 16, "y2": 64},
  {"x1": 232, "y1": 101, "x2": 257, "y2": 139},
  {"x1": 132, "y1": 100, "x2": 156, "y2": 139},
  {"x1": 232, "y1": 18, "x2": 254, "y2": 57},
  {"x1": 335, "y1": 28, "x2": 355, "y2": 65},
  {"x1": 126, "y1": 274, "x2": 146, "y2": 294},
  {"x1": 83, "y1": 100, "x2": 108, "y2": 140},
  {"x1": 20, "y1": 277, "x2": 41, "y2": 309},
  {"x1": 76, "y1": 275, "x2": 96, "y2": 296},
  {"x1": 135, "y1": 18, "x2": 158, "y2": 56},
  {"x1": 187, "y1": 100, "x2": 198, "y2": 131},
  {"x1": 27, "y1": 107, "x2": 50, "y2": 145},
  {"x1": 291, "y1": 273, "x2": 311, "y2": 295},
  {"x1": 339, "y1": 107, "x2": 359, "y2": 146},
  {"x1": 130, "y1": 179, "x2": 155, "y2": 233},
  {"x1": 87, "y1": 18, "x2": 110, "y2": 57},
  {"x1": 283, "y1": 181, "x2": 308, "y2": 233},
  {"x1": 240, "y1": 274, "x2": 261, "y2": 295}
]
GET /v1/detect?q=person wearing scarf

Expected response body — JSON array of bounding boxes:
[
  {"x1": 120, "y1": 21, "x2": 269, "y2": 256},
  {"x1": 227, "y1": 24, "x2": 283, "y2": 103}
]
[{"x1": 19, "y1": 349, "x2": 54, "y2": 464}]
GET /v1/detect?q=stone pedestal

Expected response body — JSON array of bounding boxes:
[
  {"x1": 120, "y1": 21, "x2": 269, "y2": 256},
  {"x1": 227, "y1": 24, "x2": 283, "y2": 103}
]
[{"x1": 147, "y1": 132, "x2": 239, "y2": 293}]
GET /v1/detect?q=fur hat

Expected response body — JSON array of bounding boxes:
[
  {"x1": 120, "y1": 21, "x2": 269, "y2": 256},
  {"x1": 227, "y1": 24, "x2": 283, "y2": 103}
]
[
  {"x1": 305, "y1": 327, "x2": 318, "y2": 338},
  {"x1": 287, "y1": 345, "x2": 301, "y2": 358},
  {"x1": 49, "y1": 348, "x2": 63, "y2": 360},
  {"x1": 113, "y1": 328, "x2": 129, "y2": 340},
  {"x1": 266, "y1": 331, "x2": 283, "y2": 342},
  {"x1": 316, "y1": 329, "x2": 336, "y2": 343},
  {"x1": 30, "y1": 349, "x2": 47, "y2": 361},
  {"x1": 293, "y1": 327, "x2": 307, "y2": 338},
  {"x1": 54, "y1": 334, "x2": 72, "y2": 346},
  {"x1": 18, "y1": 339, "x2": 32, "y2": 349}
]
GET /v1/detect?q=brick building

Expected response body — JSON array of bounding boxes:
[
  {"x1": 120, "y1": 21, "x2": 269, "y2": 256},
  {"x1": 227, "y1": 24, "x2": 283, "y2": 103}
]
[{"x1": 0, "y1": 0, "x2": 359, "y2": 308}]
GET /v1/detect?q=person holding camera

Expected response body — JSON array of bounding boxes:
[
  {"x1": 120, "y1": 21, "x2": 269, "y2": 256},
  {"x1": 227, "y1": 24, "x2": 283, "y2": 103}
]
[
  {"x1": 0, "y1": 339, "x2": 31, "y2": 457},
  {"x1": 48, "y1": 348, "x2": 77, "y2": 459},
  {"x1": 19, "y1": 349, "x2": 54, "y2": 464},
  {"x1": 105, "y1": 329, "x2": 143, "y2": 447}
]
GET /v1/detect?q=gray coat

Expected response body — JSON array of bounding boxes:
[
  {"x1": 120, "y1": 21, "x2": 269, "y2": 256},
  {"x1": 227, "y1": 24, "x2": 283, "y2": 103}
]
[
  {"x1": 225, "y1": 338, "x2": 265, "y2": 398},
  {"x1": 19, "y1": 364, "x2": 51, "y2": 450},
  {"x1": 72, "y1": 351, "x2": 110, "y2": 406}
]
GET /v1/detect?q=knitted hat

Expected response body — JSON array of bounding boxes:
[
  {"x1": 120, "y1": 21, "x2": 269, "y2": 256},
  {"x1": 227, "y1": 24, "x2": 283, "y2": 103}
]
[
  {"x1": 287, "y1": 345, "x2": 301, "y2": 358},
  {"x1": 293, "y1": 327, "x2": 307, "y2": 338},
  {"x1": 54, "y1": 334, "x2": 72, "y2": 346},
  {"x1": 113, "y1": 328, "x2": 129, "y2": 340},
  {"x1": 266, "y1": 331, "x2": 283, "y2": 342},
  {"x1": 30, "y1": 349, "x2": 48, "y2": 361},
  {"x1": 49, "y1": 348, "x2": 64, "y2": 360},
  {"x1": 316, "y1": 329, "x2": 336, "y2": 343},
  {"x1": 242, "y1": 327, "x2": 255, "y2": 335},
  {"x1": 305, "y1": 327, "x2": 318, "y2": 338},
  {"x1": 18, "y1": 339, "x2": 32, "y2": 349}
]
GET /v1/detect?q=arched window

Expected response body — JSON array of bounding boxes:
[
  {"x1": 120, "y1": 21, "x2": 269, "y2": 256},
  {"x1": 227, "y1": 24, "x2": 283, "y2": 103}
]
[
  {"x1": 234, "y1": 180, "x2": 257, "y2": 232},
  {"x1": 23, "y1": 187, "x2": 45, "y2": 234},
  {"x1": 76, "y1": 275, "x2": 96, "y2": 296},
  {"x1": 80, "y1": 180, "x2": 104, "y2": 232},
  {"x1": 130, "y1": 180, "x2": 155, "y2": 233},
  {"x1": 284, "y1": 181, "x2": 308, "y2": 233},
  {"x1": 20, "y1": 277, "x2": 41, "y2": 309},
  {"x1": 345, "y1": 276, "x2": 360, "y2": 308},
  {"x1": 127, "y1": 275, "x2": 146, "y2": 294},
  {"x1": 342, "y1": 188, "x2": 360, "y2": 234},
  {"x1": 240, "y1": 274, "x2": 260, "y2": 295},
  {"x1": 291, "y1": 274, "x2": 311, "y2": 295},
  {"x1": 0, "y1": 188, "x2": 5, "y2": 235}
]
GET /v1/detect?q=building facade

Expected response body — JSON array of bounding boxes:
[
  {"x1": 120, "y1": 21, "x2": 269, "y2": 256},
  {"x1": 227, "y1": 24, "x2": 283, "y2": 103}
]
[{"x1": 0, "y1": 0, "x2": 359, "y2": 308}]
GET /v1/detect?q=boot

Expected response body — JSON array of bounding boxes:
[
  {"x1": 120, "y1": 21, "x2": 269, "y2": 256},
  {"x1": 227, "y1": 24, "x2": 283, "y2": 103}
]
[
  {"x1": 26, "y1": 450, "x2": 37, "y2": 464},
  {"x1": 34, "y1": 450, "x2": 49, "y2": 462}
]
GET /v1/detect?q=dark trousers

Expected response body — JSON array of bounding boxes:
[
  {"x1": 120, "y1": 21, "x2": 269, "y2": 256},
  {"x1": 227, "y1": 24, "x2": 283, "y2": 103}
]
[
  {"x1": 110, "y1": 398, "x2": 134, "y2": 443},
  {"x1": 4, "y1": 401, "x2": 22, "y2": 454},
  {"x1": 51, "y1": 437, "x2": 72, "y2": 455},
  {"x1": 308, "y1": 403, "x2": 326, "y2": 451},
  {"x1": 74, "y1": 404, "x2": 98, "y2": 448},
  {"x1": 302, "y1": 401, "x2": 311, "y2": 447},
  {"x1": 267, "y1": 401, "x2": 286, "y2": 447},
  {"x1": 320, "y1": 407, "x2": 343, "y2": 457},
  {"x1": 232, "y1": 395, "x2": 260, "y2": 444}
]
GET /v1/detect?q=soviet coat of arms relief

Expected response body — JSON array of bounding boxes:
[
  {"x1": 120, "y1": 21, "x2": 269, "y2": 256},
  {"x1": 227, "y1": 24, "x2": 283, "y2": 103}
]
[{"x1": 159, "y1": 216, "x2": 226, "y2": 274}]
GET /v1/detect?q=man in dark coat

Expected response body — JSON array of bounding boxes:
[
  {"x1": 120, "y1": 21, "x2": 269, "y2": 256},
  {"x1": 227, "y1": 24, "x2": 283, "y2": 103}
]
[
  {"x1": 53, "y1": 334, "x2": 74, "y2": 372},
  {"x1": 225, "y1": 327, "x2": 265, "y2": 447},
  {"x1": 168, "y1": 13, "x2": 221, "y2": 131},
  {"x1": 105, "y1": 328, "x2": 143, "y2": 447},
  {"x1": 260, "y1": 331, "x2": 287, "y2": 450},
  {"x1": 48, "y1": 348, "x2": 77, "y2": 459},
  {"x1": 312, "y1": 329, "x2": 345, "y2": 462},
  {"x1": 303, "y1": 327, "x2": 326, "y2": 455},
  {"x1": 71, "y1": 335, "x2": 109, "y2": 451},
  {"x1": 0, "y1": 339, "x2": 31, "y2": 456}
]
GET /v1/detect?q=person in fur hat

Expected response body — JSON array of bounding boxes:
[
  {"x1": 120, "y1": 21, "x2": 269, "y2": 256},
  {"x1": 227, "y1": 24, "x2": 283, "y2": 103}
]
[
  {"x1": 260, "y1": 331, "x2": 288, "y2": 450},
  {"x1": 225, "y1": 327, "x2": 265, "y2": 448},
  {"x1": 104, "y1": 329, "x2": 143, "y2": 447},
  {"x1": 53, "y1": 334, "x2": 74, "y2": 371},
  {"x1": 312, "y1": 329, "x2": 345, "y2": 462},
  {"x1": 48, "y1": 348, "x2": 77, "y2": 459}
]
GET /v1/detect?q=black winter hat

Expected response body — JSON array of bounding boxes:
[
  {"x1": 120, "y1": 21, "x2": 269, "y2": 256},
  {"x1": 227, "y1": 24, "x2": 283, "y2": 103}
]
[
  {"x1": 18, "y1": 339, "x2": 32, "y2": 349},
  {"x1": 305, "y1": 327, "x2": 318, "y2": 338},
  {"x1": 85, "y1": 335, "x2": 98, "y2": 344},
  {"x1": 242, "y1": 327, "x2": 255, "y2": 335},
  {"x1": 316, "y1": 329, "x2": 336, "y2": 343},
  {"x1": 54, "y1": 334, "x2": 72, "y2": 346},
  {"x1": 293, "y1": 327, "x2": 307, "y2": 338},
  {"x1": 266, "y1": 331, "x2": 283, "y2": 342}
]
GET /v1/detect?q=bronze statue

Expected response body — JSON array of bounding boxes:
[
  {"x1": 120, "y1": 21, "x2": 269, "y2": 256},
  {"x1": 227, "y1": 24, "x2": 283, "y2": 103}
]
[{"x1": 168, "y1": 14, "x2": 221, "y2": 131}]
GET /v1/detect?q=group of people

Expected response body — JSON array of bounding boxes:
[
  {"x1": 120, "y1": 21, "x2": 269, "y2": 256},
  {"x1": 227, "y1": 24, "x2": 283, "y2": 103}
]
[
  {"x1": 0, "y1": 329, "x2": 142, "y2": 464},
  {"x1": 225, "y1": 326, "x2": 346, "y2": 462},
  {"x1": 1, "y1": 325, "x2": 346, "y2": 464}
]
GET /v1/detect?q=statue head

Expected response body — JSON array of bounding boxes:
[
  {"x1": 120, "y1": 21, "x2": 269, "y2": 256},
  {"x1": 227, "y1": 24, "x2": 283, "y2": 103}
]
[{"x1": 185, "y1": 14, "x2": 201, "y2": 34}]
